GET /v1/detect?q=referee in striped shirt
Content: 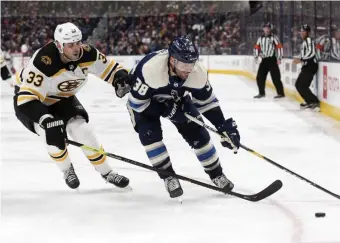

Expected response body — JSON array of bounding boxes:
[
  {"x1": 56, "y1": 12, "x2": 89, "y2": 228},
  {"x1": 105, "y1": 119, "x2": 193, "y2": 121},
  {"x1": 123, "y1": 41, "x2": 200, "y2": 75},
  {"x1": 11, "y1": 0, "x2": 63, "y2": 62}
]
[
  {"x1": 253, "y1": 23, "x2": 285, "y2": 99},
  {"x1": 293, "y1": 24, "x2": 320, "y2": 110},
  {"x1": 316, "y1": 25, "x2": 340, "y2": 61}
]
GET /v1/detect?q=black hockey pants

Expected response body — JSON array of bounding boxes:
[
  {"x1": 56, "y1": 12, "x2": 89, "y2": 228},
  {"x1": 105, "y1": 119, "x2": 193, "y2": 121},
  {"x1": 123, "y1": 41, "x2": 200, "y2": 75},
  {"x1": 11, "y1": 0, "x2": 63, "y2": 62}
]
[
  {"x1": 295, "y1": 62, "x2": 319, "y2": 104},
  {"x1": 256, "y1": 56, "x2": 284, "y2": 96}
]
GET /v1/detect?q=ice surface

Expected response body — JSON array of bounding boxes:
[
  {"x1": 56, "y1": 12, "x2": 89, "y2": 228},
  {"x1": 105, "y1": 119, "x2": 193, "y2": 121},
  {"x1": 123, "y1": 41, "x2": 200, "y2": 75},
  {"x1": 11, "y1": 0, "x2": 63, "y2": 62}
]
[{"x1": 1, "y1": 74, "x2": 340, "y2": 243}]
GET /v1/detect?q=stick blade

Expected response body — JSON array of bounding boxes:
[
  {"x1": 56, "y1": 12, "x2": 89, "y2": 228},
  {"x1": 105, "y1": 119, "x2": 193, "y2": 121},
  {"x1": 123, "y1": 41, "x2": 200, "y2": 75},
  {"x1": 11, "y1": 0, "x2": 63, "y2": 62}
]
[
  {"x1": 250, "y1": 180, "x2": 283, "y2": 202},
  {"x1": 229, "y1": 180, "x2": 283, "y2": 202}
]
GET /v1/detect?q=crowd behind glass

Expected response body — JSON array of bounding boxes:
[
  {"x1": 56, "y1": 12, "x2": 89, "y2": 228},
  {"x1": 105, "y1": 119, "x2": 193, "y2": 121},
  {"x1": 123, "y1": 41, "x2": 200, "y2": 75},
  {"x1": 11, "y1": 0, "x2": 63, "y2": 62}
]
[{"x1": 1, "y1": 1, "x2": 339, "y2": 61}]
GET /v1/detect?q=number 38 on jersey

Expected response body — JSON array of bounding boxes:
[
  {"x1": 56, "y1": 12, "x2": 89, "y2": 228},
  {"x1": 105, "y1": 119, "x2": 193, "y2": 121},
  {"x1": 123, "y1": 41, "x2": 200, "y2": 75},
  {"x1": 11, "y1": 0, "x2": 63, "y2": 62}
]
[{"x1": 133, "y1": 78, "x2": 149, "y2": 96}]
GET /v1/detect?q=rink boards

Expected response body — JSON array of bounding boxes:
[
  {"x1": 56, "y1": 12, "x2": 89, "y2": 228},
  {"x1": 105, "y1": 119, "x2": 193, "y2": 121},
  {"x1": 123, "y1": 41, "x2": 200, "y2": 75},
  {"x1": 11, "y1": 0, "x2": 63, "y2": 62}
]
[{"x1": 12, "y1": 54, "x2": 340, "y2": 121}]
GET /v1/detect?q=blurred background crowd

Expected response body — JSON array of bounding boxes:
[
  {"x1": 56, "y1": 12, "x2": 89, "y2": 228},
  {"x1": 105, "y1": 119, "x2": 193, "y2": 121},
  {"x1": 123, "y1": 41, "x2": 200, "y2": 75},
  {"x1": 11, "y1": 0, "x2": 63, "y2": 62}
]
[{"x1": 1, "y1": 1, "x2": 340, "y2": 61}]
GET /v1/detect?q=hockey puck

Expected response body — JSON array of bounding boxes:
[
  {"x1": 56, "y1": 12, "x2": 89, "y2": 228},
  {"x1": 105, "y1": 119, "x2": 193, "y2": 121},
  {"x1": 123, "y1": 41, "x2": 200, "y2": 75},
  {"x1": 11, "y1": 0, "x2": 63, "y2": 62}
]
[{"x1": 315, "y1": 212, "x2": 326, "y2": 218}]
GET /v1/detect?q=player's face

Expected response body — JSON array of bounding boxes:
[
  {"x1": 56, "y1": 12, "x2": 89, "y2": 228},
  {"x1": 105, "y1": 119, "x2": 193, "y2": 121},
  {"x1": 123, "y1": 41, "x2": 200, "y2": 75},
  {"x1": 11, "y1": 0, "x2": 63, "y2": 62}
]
[
  {"x1": 63, "y1": 41, "x2": 82, "y2": 61},
  {"x1": 335, "y1": 31, "x2": 340, "y2": 40},
  {"x1": 171, "y1": 57, "x2": 195, "y2": 80},
  {"x1": 263, "y1": 27, "x2": 271, "y2": 36},
  {"x1": 300, "y1": 31, "x2": 308, "y2": 39}
]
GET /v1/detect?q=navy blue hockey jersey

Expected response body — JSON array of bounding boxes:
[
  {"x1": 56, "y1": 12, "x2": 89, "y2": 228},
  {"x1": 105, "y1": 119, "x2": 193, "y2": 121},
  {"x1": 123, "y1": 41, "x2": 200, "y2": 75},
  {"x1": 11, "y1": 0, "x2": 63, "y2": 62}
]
[{"x1": 127, "y1": 49, "x2": 220, "y2": 116}]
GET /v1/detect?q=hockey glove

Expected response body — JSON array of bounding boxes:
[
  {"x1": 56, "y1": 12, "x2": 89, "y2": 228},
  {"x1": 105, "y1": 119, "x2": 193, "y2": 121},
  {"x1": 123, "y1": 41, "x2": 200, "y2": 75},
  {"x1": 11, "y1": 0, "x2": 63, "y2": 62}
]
[
  {"x1": 162, "y1": 97, "x2": 190, "y2": 123},
  {"x1": 217, "y1": 118, "x2": 240, "y2": 152},
  {"x1": 40, "y1": 117, "x2": 67, "y2": 150},
  {"x1": 112, "y1": 70, "x2": 133, "y2": 98}
]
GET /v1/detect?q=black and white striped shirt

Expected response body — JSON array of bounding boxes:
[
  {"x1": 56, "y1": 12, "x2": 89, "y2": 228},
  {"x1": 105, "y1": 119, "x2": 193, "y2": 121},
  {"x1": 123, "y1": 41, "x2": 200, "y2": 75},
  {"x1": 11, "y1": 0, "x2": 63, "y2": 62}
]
[
  {"x1": 254, "y1": 35, "x2": 283, "y2": 60},
  {"x1": 300, "y1": 37, "x2": 320, "y2": 62},
  {"x1": 330, "y1": 38, "x2": 340, "y2": 60},
  {"x1": 316, "y1": 35, "x2": 340, "y2": 60}
]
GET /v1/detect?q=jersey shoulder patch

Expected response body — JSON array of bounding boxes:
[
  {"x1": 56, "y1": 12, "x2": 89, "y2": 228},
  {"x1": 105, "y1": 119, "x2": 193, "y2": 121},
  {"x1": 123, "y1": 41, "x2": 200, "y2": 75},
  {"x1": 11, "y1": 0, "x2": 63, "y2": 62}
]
[
  {"x1": 33, "y1": 42, "x2": 64, "y2": 77},
  {"x1": 77, "y1": 44, "x2": 97, "y2": 64},
  {"x1": 183, "y1": 62, "x2": 208, "y2": 89}
]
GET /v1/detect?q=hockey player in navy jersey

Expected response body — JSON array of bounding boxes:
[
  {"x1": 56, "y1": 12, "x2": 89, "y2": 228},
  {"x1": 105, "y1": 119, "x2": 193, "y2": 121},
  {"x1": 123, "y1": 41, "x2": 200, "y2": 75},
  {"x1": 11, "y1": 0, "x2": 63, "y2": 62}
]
[{"x1": 127, "y1": 36, "x2": 240, "y2": 198}]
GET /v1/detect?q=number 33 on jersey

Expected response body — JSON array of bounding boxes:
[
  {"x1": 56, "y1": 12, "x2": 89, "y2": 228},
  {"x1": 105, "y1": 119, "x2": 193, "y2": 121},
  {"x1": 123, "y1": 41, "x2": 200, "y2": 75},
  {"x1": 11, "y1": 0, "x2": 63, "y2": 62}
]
[{"x1": 16, "y1": 42, "x2": 125, "y2": 106}]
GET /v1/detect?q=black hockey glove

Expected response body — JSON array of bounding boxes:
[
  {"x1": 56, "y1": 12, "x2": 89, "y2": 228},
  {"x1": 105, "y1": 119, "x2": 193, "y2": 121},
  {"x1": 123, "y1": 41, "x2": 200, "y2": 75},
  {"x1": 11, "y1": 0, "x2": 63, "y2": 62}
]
[
  {"x1": 217, "y1": 118, "x2": 240, "y2": 152},
  {"x1": 112, "y1": 70, "x2": 133, "y2": 98},
  {"x1": 162, "y1": 96, "x2": 191, "y2": 123},
  {"x1": 40, "y1": 117, "x2": 67, "y2": 150}
]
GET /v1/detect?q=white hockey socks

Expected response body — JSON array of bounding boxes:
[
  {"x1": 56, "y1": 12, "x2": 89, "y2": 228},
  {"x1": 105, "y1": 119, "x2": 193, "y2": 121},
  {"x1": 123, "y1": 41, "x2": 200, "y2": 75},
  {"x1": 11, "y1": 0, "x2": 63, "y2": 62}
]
[{"x1": 66, "y1": 117, "x2": 112, "y2": 175}]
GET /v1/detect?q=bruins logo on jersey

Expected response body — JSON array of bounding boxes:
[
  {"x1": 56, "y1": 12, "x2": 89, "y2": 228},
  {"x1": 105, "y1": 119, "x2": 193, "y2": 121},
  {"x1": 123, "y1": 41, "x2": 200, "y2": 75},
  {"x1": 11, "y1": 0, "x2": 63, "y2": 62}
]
[
  {"x1": 41, "y1": 56, "x2": 52, "y2": 65},
  {"x1": 58, "y1": 79, "x2": 85, "y2": 92},
  {"x1": 82, "y1": 44, "x2": 91, "y2": 52}
]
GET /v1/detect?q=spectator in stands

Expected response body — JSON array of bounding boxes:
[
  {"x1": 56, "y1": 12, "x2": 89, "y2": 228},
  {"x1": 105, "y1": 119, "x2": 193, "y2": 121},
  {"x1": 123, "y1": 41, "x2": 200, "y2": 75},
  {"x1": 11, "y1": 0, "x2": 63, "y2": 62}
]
[{"x1": 1, "y1": 1, "x2": 241, "y2": 56}]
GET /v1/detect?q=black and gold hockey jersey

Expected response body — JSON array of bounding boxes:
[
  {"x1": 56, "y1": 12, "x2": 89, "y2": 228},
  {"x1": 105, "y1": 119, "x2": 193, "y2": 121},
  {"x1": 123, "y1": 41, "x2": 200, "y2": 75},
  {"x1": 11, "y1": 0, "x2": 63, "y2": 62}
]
[{"x1": 16, "y1": 42, "x2": 124, "y2": 107}]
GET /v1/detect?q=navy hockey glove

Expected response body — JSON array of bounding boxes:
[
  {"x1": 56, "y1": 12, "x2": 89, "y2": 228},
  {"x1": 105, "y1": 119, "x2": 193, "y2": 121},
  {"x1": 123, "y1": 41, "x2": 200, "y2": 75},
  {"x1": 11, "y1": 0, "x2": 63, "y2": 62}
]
[
  {"x1": 162, "y1": 97, "x2": 190, "y2": 123},
  {"x1": 217, "y1": 118, "x2": 240, "y2": 152},
  {"x1": 112, "y1": 70, "x2": 133, "y2": 98},
  {"x1": 40, "y1": 117, "x2": 67, "y2": 150}
]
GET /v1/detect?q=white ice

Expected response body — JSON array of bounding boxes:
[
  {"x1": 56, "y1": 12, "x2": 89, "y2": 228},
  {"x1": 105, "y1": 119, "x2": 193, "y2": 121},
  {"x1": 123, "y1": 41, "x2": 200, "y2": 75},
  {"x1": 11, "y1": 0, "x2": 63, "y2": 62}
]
[{"x1": 1, "y1": 74, "x2": 340, "y2": 243}]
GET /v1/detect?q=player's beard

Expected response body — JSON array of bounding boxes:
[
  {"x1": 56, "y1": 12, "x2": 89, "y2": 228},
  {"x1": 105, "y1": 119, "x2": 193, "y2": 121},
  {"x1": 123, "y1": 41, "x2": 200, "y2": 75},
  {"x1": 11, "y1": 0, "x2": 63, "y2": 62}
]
[
  {"x1": 63, "y1": 49, "x2": 82, "y2": 62},
  {"x1": 177, "y1": 70, "x2": 190, "y2": 80}
]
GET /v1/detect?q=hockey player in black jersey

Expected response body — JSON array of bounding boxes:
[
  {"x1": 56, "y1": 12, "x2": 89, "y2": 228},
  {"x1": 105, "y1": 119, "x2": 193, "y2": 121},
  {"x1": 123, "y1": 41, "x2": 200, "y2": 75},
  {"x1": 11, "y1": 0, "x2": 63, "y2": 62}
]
[
  {"x1": 14, "y1": 22, "x2": 133, "y2": 189},
  {"x1": 127, "y1": 36, "x2": 240, "y2": 198}
]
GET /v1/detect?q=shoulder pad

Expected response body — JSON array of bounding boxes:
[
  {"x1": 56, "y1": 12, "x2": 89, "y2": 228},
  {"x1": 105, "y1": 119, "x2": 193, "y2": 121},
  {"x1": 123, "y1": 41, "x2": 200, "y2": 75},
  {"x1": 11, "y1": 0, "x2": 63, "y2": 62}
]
[
  {"x1": 33, "y1": 42, "x2": 64, "y2": 77},
  {"x1": 140, "y1": 51, "x2": 169, "y2": 88},
  {"x1": 183, "y1": 62, "x2": 208, "y2": 89},
  {"x1": 78, "y1": 44, "x2": 97, "y2": 63}
]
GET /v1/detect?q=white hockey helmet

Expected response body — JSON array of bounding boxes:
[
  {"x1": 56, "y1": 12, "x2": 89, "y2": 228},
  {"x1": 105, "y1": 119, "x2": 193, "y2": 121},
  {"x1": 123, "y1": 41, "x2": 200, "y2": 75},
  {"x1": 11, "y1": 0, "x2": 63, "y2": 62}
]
[{"x1": 54, "y1": 22, "x2": 82, "y2": 53}]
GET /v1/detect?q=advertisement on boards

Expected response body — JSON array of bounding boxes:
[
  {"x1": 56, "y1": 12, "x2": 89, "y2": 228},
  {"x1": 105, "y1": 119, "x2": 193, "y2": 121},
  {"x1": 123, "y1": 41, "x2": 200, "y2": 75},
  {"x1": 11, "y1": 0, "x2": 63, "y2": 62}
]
[{"x1": 323, "y1": 65, "x2": 328, "y2": 99}]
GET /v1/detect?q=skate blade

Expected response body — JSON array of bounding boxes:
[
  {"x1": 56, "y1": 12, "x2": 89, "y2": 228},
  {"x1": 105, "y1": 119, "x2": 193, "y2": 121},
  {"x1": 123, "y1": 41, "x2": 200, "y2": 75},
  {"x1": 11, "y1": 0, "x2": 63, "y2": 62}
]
[
  {"x1": 111, "y1": 184, "x2": 133, "y2": 192},
  {"x1": 169, "y1": 188, "x2": 183, "y2": 198},
  {"x1": 177, "y1": 196, "x2": 183, "y2": 204},
  {"x1": 124, "y1": 185, "x2": 133, "y2": 191}
]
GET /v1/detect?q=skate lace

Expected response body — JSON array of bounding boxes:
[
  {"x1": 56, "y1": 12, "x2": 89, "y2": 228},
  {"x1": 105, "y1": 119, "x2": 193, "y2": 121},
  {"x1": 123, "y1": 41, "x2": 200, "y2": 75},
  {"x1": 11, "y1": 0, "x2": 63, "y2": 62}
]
[
  {"x1": 107, "y1": 173, "x2": 123, "y2": 184},
  {"x1": 166, "y1": 177, "x2": 180, "y2": 191},
  {"x1": 64, "y1": 166, "x2": 77, "y2": 182},
  {"x1": 213, "y1": 175, "x2": 229, "y2": 188}
]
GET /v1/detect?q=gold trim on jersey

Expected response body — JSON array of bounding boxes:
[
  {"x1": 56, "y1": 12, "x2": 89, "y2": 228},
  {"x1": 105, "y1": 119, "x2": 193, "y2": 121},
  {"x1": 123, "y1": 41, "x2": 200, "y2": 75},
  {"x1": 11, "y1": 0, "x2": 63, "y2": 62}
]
[
  {"x1": 19, "y1": 86, "x2": 45, "y2": 101},
  {"x1": 78, "y1": 48, "x2": 84, "y2": 60},
  {"x1": 44, "y1": 97, "x2": 61, "y2": 105},
  {"x1": 107, "y1": 65, "x2": 124, "y2": 84},
  {"x1": 52, "y1": 68, "x2": 67, "y2": 77},
  {"x1": 17, "y1": 95, "x2": 39, "y2": 106},
  {"x1": 79, "y1": 61, "x2": 94, "y2": 68},
  {"x1": 100, "y1": 60, "x2": 115, "y2": 80},
  {"x1": 43, "y1": 93, "x2": 74, "y2": 105},
  {"x1": 15, "y1": 72, "x2": 22, "y2": 85},
  {"x1": 56, "y1": 92, "x2": 75, "y2": 97}
]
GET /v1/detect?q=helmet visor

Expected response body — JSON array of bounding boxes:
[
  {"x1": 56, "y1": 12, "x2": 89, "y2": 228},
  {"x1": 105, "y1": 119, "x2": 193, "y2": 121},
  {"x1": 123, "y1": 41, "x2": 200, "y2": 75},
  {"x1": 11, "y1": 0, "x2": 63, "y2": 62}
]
[{"x1": 175, "y1": 60, "x2": 195, "y2": 72}]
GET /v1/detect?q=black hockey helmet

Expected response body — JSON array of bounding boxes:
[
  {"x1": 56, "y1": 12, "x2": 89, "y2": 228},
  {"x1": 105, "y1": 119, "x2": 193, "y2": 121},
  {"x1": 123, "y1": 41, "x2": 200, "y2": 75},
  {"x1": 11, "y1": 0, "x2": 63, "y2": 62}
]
[
  {"x1": 331, "y1": 24, "x2": 340, "y2": 32},
  {"x1": 168, "y1": 36, "x2": 199, "y2": 64},
  {"x1": 263, "y1": 22, "x2": 273, "y2": 29},
  {"x1": 300, "y1": 24, "x2": 311, "y2": 32}
]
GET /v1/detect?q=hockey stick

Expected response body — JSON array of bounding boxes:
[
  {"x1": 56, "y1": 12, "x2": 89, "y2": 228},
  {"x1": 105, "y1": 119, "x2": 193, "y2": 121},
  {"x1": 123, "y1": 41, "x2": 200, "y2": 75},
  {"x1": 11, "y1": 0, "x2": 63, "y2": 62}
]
[
  {"x1": 66, "y1": 139, "x2": 282, "y2": 202},
  {"x1": 185, "y1": 113, "x2": 340, "y2": 201}
]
